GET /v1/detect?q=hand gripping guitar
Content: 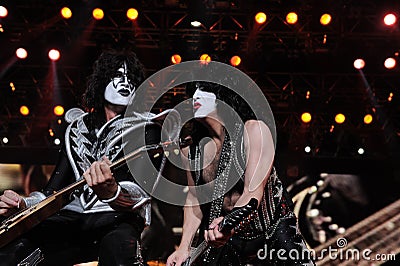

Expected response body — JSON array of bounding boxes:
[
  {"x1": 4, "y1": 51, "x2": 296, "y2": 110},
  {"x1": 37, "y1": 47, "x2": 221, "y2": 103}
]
[{"x1": 182, "y1": 198, "x2": 259, "y2": 266}]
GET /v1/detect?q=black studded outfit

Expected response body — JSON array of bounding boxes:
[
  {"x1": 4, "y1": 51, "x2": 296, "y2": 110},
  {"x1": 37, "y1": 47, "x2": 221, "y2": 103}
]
[{"x1": 189, "y1": 123, "x2": 314, "y2": 266}]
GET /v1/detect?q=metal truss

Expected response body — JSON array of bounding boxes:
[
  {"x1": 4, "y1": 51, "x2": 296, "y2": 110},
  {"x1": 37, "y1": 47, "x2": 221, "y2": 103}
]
[{"x1": 0, "y1": 0, "x2": 399, "y2": 162}]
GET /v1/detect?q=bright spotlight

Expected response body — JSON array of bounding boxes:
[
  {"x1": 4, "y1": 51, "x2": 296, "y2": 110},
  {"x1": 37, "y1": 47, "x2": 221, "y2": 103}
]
[
  {"x1": 2, "y1": 137, "x2": 8, "y2": 144},
  {"x1": 357, "y1": 148, "x2": 364, "y2": 155},
  {"x1": 200, "y1": 54, "x2": 211, "y2": 63},
  {"x1": 384, "y1": 57, "x2": 396, "y2": 69},
  {"x1": 127, "y1": 8, "x2": 138, "y2": 21},
  {"x1": 320, "y1": 14, "x2": 332, "y2": 26},
  {"x1": 92, "y1": 8, "x2": 104, "y2": 20},
  {"x1": 335, "y1": 113, "x2": 346, "y2": 124},
  {"x1": 20, "y1": 105, "x2": 30, "y2": 116},
  {"x1": 54, "y1": 138, "x2": 61, "y2": 145},
  {"x1": 388, "y1": 92, "x2": 394, "y2": 102},
  {"x1": 286, "y1": 12, "x2": 298, "y2": 24},
  {"x1": 191, "y1": 21, "x2": 201, "y2": 27},
  {"x1": 304, "y1": 146, "x2": 311, "y2": 153},
  {"x1": 0, "y1": 6, "x2": 8, "y2": 18},
  {"x1": 171, "y1": 54, "x2": 182, "y2": 64},
  {"x1": 363, "y1": 114, "x2": 373, "y2": 124},
  {"x1": 255, "y1": 12, "x2": 267, "y2": 24},
  {"x1": 61, "y1": 7, "x2": 72, "y2": 19},
  {"x1": 53, "y1": 105, "x2": 64, "y2": 116},
  {"x1": 48, "y1": 49, "x2": 60, "y2": 61},
  {"x1": 353, "y1": 59, "x2": 365, "y2": 70},
  {"x1": 230, "y1": 55, "x2": 241, "y2": 67},
  {"x1": 301, "y1": 112, "x2": 312, "y2": 123},
  {"x1": 16, "y1": 48, "x2": 28, "y2": 59},
  {"x1": 383, "y1": 13, "x2": 397, "y2": 26}
]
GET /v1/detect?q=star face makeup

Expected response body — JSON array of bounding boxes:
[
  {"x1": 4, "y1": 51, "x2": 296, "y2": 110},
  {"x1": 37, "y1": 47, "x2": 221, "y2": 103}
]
[
  {"x1": 192, "y1": 87, "x2": 217, "y2": 118},
  {"x1": 104, "y1": 62, "x2": 135, "y2": 106}
]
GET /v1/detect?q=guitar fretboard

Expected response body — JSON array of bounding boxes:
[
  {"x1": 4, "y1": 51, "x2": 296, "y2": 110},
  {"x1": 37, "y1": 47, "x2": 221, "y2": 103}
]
[{"x1": 315, "y1": 198, "x2": 400, "y2": 265}]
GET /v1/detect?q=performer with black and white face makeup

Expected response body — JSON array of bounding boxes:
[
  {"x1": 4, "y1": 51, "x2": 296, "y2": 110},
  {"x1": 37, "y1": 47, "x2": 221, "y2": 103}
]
[
  {"x1": 167, "y1": 81, "x2": 314, "y2": 266},
  {"x1": 104, "y1": 62, "x2": 136, "y2": 106},
  {"x1": 0, "y1": 50, "x2": 164, "y2": 266}
]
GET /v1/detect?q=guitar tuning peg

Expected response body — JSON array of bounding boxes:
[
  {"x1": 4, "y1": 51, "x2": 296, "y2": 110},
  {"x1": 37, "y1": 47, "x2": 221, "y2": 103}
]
[
  {"x1": 164, "y1": 151, "x2": 170, "y2": 157},
  {"x1": 153, "y1": 153, "x2": 160, "y2": 158},
  {"x1": 174, "y1": 149, "x2": 179, "y2": 155}
]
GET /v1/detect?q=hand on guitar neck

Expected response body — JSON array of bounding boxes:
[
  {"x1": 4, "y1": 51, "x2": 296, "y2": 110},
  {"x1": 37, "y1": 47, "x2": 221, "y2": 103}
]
[
  {"x1": 0, "y1": 190, "x2": 26, "y2": 217},
  {"x1": 204, "y1": 216, "x2": 234, "y2": 248},
  {"x1": 83, "y1": 156, "x2": 120, "y2": 202}
]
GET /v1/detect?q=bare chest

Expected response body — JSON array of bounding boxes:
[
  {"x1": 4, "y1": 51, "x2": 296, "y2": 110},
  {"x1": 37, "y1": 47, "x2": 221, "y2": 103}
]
[
  {"x1": 201, "y1": 141, "x2": 221, "y2": 184},
  {"x1": 201, "y1": 141, "x2": 241, "y2": 211}
]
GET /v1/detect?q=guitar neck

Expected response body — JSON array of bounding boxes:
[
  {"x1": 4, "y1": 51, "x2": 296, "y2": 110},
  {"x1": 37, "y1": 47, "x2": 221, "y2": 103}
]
[
  {"x1": 0, "y1": 139, "x2": 191, "y2": 249},
  {"x1": 188, "y1": 240, "x2": 208, "y2": 265},
  {"x1": 54, "y1": 142, "x2": 164, "y2": 199},
  {"x1": 55, "y1": 178, "x2": 86, "y2": 198},
  {"x1": 315, "y1": 198, "x2": 400, "y2": 265}
]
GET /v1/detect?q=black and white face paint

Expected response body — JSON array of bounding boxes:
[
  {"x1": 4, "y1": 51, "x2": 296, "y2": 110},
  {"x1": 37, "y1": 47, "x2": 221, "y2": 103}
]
[
  {"x1": 104, "y1": 62, "x2": 135, "y2": 106},
  {"x1": 192, "y1": 87, "x2": 217, "y2": 118}
]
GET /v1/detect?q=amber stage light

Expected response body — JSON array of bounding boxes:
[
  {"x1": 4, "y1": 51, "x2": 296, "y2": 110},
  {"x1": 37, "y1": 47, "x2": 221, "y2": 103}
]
[
  {"x1": 200, "y1": 54, "x2": 211, "y2": 62},
  {"x1": 335, "y1": 113, "x2": 345, "y2": 124},
  {"x1": 255, "y1": 12, "x2": 267, "y2": 24},
  {"x1": 363, "y1": 114, "x2": 373, "y2": 124},
  {"x1": 20, "y1": 106, "x2": 30, "y2": 116},
  {"x1": 92, "y1": 8, "x2": 104, "y2": 20},
  {"x1": 61, "y1": 7, "x2": 72, "y2": 19},
  {"x1": 171, "y1": 54, "x2": 182, "y2": 64},
  {"x1": 230, "y1": 55, "x2": 241, "y2": 67},
  {"x1": 301, "y1": 112, "x2": 312, "y2": 123},
  {"x1": 286, "y1": 12, "x2": 298, "y2": 24},
  {"x1": 127, "y1": 8, "x2": 138, "y2": 21},
  {"x1": 320, "y1": 14, "x2": 332, "y2": 26},
  {"x1": 53, "y1": 105, "x2": 64, "y2": 116}
]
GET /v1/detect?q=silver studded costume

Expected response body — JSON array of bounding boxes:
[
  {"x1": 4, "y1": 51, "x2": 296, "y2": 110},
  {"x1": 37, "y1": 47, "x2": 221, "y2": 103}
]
[
  {"x1": 10, "y1": 108, "x2": 169, "y2": 266},
  {"x1": 23, "y1": 108, "x2": 166, "y2": 225},
  {"x1": 63, "y1": 108, "x2": 158, "y2": 224}
]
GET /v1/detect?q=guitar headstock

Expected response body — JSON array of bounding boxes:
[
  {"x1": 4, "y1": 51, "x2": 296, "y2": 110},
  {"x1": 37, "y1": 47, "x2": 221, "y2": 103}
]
[
  {"x1": 218, "y1": 198, "x2": 258, "y2": 233},
  {"x1": 151, "y1": 137, "x2": 193, "y2": 158}
]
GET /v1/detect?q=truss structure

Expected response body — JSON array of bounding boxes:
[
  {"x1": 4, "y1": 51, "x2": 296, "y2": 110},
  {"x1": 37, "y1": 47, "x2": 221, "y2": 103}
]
[{"x1": 0, "y1": 0, "x2": 399, "y2": 163}]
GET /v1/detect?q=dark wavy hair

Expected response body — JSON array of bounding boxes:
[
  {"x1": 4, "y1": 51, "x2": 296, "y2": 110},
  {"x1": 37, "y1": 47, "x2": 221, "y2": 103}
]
[{"x1": 82, "y1": 49, "x2": 145, "y2": 116}]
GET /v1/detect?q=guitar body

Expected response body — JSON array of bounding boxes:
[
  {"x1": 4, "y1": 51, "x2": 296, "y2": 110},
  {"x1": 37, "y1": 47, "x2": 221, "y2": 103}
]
[
  {"x1": 194, "y1": 244, "x2": 242, "y2": 266},
  {"x1": 0, "y1": 195, "x2": 62, "y2": 248}
]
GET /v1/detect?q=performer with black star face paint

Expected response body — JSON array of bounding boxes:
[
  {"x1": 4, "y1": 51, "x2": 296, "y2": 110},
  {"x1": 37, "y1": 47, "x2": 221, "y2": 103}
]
[
  {"x1": 0, "y1": 50, "x2": 164, "y2": 266},
  {"x1": 167, "y1": 81, "x2": 314, "y2": 266}
]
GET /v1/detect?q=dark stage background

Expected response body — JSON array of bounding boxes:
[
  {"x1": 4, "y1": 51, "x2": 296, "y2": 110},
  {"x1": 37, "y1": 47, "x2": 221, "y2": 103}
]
[{"x1": 0, "y1": 0, "x2": 399, "y2": 264}]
